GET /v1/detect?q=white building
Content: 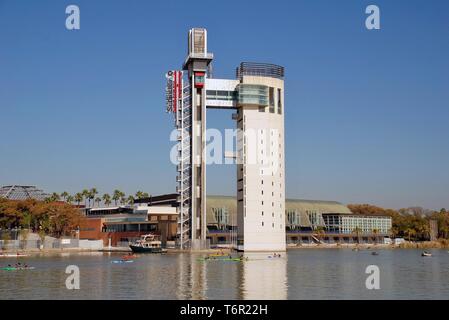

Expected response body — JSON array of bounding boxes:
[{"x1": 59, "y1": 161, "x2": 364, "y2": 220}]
[{"x1": 235, "y1": 63, "x2": 286, "y2": 251}]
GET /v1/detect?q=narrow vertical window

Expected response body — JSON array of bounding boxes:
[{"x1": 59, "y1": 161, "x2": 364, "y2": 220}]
[
  {"x1": 277, "y1": 88, "x2": 282, "y2": 114},
  {"x1": 269, "y1": 87, "x2": 275, "y2": 113}
]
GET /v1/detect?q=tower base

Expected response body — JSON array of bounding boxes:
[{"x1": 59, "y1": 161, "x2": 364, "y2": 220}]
[{"x1": 190, "y1": 239, "x2": 210, "y2": 251}]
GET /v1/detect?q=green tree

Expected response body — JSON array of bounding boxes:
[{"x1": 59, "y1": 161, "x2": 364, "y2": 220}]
[
  {"x1": 95, "y1": 197, "x2": 102, "y2": 207},
  {"x1": 127, "y1": 195, "x2": 135, "y2": 205},
  {"x1": 88, "y1": 188, "x2": 98, "y2": 208},
  {"x1": 113, "y1": 190, "x2": 122, "y2": 206},
  {"x1": 102, "y1": 194, "x2": 111, "y2": 207},
  {"x1": 120, "y1": 193, "x2": 127, "y2": 205},
  {"x1": 82, "y1": 189, "x2": 89, "y2": 207},
  {"x1": 372, "y1": 228, "x2": 379, "y2": 244},
  {"x1": 66, "y1": 195, "x2": 74, "y2": 205},
  {"x1": 314, "y1": 226, "x2": 326, "y2": 244},
  {"x1": 353, "y1": 227, "x2": 362, "y2": 244},
  {"x1": 61, "y1": 191, "x2": 69, "y2": 201},
  {"x1": 135, "y1": 191, "x2": 144, "y2": 199},
  {"x1": 405, "y1": 228, "x2": 416, "y2": 241},
  {"x1": 21, "y1": 212, "x2": 32, "y2": 230},
  {"x1": 74, "y1": 193, "x2": 83, "y2": 206}
]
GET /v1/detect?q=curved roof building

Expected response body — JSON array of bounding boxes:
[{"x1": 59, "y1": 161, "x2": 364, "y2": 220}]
[
  {"x1": 0, "y1": 185, "x2": 49, "y2": 201},
  {"x1": 206, "y1": 195, "x2": 351, "y2": 230}
]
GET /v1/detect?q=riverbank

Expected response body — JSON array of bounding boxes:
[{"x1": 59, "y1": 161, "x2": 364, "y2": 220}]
[
  {"x1": 2, "y1": 241, "x2": 449, "y2": 254},
  {"x1": 287, "y1": 240, "x2": 449, "y2": 249}
]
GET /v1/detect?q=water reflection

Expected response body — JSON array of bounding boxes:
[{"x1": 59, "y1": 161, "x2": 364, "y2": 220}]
[
  {"x1": 1, "y1": 249, "x2": 448, "y2": 299},
  {"x1": 239, "y1": 253, "x2": 288, "y2": 300},
  {"x1": 177, "y1": 253, "x2": 208, "y2": 299},
  {"x1": 175, "y1": 252, "x2": 288, "y2": 300}
]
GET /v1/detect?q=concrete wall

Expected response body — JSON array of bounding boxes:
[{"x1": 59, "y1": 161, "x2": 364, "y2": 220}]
[{"x1": 238, "y1": 75, "x2": 286, "y2": 251}]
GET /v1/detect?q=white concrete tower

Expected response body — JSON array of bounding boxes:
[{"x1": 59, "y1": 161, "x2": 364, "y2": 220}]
[{"x1": 236, "y1": 63, "x2": 286, "y2": 252}]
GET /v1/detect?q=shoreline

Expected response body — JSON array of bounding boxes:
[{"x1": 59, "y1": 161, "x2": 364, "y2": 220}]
[{"x1": 2, "y1": 241, "x2": 448, "y2": 255}]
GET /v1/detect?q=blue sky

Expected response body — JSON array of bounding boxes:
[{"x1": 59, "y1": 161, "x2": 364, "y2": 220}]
[{"x1": 0, "y1": 0, "x2": 448, "y2": 210}]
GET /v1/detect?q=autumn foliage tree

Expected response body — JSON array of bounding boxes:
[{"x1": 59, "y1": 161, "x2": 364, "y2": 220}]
[{"x1": 0, "y1": 198, "x2": 82, "y2": 238}]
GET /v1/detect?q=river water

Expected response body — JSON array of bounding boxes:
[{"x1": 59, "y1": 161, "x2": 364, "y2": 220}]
[{"x1": 1, "y1": 249, "x2": 448, "y2": 300}]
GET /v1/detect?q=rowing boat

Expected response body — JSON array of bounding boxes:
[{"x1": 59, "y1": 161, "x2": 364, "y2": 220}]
[
  {"x1": 0, "y1": 254, "x2": 29, "y2": 258},
  {"x1": 111, "y1": 260, "x2": 134, "y2": 264},
  {"x1": 198, "y1": 257, "x2": 244, "y2": 262},
  {"x1": 0, "y1": 267, "x2": 35, "y2": 271}
]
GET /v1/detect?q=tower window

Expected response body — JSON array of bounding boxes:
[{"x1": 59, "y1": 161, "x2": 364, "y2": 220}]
[
  {"x1": 277, "y1": 88, "x2": 282, "y2": 114},
  {"x1": 269, "y1": 87, "x2": 275, "y2": 113}
]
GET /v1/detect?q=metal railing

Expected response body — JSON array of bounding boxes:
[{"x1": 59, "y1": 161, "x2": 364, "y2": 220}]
[{"x1": 236, "y1": 62, "x2": 284, "y2": 80}]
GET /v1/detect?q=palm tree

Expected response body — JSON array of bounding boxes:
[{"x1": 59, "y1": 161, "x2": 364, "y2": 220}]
[
  {"x1": 127, "y1": 195, "x2": 135, "y2": 205},
  {"x1": 60, "y1": 191, "x2": 69, "y2": 201},
  {"x1": 314, "y1": 226, "x2": 326, "y2": 244},
  {"x1": 353, "y1": 227, "x2": 362, "y2": 244},
  {"x1": 51, "y1": 192, "x2": 61, "y2": 202},
  {"x1": 88, "y1": 188, "x2": 98, "y2": 208},
  {"x1": 66, "y1": 195, "x2": 74, "y2": 205},
  {"x1": 142, "y1": 192, "x2": 150, "y2": 198},
  {"x1": 102, "y1": 194, "x2": 111, "y2": 207},
  {"x1": 120, "y1": 193, "x2": 127, "y2": 205},
  {"x1": 112, "y1": 190, "x2": 122, "y2": 206},
  {"x1": 135, "y1": 191, "x2": 144, "y2": 199},
  {"x1": 95, "y1": 197, "x2": 102, "y2": 207},
  {"x1": 82, "y1": 189, "x2": 89, "y2": 207},
  {"x1": 372, "y1": 228, "x2": 379, "y2": 244},
  {"x1": 74, "y1": 193, "x2": 83, "y2": 206},
  {"x1": 405, "y1": 228, "x2": 416, "y2": 242}
]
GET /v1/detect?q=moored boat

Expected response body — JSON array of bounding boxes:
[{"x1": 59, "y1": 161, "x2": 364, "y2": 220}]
[
  {"x1": 0, "y1": 253, "x2": 28, "y2": 258},
  {"x1": 129, "y1": 234, "x2": 166, "y2": 254},
  {"x1": 421, "y1": 251, "x2": 432, "y2": 257}
]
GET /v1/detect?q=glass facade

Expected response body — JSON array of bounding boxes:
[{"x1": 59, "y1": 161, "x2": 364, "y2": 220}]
[
  {"x1": 323, "y1": 214, "x2": 392, "y2": 235},
  {"x1": 212, "y1": 207, "x2": 230, "y2": 230},
  {"x1": 237, "y1": 84, "x2": 269, "y2": 106},
  {"x1": 210, "y1": 206, "x2": 392, "y2": 235},
  {"x1": 206, "y1": 90, "x2": 237, "y2": 101}
]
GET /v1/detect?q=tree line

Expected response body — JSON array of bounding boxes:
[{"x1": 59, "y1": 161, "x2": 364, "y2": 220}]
[
  {"x1": 45, "y1": 188, "x2": 151, "y2": 208},
  {"x1": 348, "y1": 204, "x2": 449, "y2": 241},
  {"x1": 0, "y1": 198, "x2": 82, "y2": 239}
]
